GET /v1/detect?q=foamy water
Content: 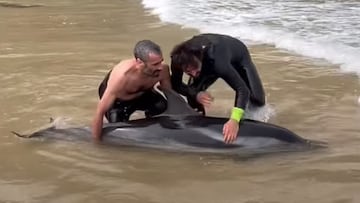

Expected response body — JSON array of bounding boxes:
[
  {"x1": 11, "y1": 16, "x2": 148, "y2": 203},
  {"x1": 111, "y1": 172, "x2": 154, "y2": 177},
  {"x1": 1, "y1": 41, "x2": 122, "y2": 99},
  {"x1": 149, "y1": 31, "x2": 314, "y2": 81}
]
[{"x1": 142, "y1": 0, "x2": 360, "y2": 75}]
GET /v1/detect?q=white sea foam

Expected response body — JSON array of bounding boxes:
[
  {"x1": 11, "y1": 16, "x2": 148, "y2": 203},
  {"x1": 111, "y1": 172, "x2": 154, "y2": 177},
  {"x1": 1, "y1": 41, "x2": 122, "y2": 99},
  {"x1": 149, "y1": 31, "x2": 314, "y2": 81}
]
[{"x1": 142, "y1": 0, "x2": 360, "y2": 75}]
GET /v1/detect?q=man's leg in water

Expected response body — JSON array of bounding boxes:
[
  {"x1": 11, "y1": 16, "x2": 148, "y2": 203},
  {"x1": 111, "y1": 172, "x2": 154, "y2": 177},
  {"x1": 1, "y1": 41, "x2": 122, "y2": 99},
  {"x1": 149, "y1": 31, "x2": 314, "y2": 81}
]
[{"x1": 106, "y1": 101, "x2": 135, "y2": 122}]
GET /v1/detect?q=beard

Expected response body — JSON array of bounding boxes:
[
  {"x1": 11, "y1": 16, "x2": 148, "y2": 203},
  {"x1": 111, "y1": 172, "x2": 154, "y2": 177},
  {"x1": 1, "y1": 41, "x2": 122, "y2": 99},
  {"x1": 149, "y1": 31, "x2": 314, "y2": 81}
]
[{"x1": 142, "y1": 66, "x2": 160, "y2": 78}]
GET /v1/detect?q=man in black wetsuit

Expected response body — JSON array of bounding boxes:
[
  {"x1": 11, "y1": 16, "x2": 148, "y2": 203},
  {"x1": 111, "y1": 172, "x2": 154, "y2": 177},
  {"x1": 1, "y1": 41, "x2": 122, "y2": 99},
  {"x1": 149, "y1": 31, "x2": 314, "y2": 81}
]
[
  {"x1": 170, "y1": 33, "x2": 265, "y2": 144},
  {"x1": 92, "y1": 40, "x2": 172, "y2": 141}
]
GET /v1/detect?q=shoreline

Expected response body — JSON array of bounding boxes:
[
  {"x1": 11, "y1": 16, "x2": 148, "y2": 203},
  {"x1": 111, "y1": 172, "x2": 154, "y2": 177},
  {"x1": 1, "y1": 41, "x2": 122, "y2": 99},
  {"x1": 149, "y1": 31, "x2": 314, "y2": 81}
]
[{"x1": 111, "y1": 0, "x2": 349, "y2": 120}]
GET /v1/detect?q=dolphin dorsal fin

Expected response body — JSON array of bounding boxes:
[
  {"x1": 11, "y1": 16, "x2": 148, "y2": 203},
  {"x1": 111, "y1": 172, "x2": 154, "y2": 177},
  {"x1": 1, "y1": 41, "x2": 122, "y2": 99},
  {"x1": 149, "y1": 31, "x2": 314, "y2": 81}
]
[{"x1": 160, "y1": 89, "x2": 200, "y2": 116}]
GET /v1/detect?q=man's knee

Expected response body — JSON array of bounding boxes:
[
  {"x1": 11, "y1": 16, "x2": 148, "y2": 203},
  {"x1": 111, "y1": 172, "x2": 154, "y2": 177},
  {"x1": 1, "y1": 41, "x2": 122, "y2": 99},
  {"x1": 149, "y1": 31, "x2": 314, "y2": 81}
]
[{"x1": 106, "y1": 108, "x2": 130, "y2": 123}]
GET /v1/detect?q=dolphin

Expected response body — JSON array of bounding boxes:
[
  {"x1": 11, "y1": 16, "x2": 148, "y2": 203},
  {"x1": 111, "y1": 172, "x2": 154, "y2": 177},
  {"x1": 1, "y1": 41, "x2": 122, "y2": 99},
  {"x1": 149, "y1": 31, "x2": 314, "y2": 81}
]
[
  {"x1": 13, "y1": 89, "x2": 326, "y2": 156},
  {"x1": 0, "y1": 1, "x2": 43, "y2": 8}
]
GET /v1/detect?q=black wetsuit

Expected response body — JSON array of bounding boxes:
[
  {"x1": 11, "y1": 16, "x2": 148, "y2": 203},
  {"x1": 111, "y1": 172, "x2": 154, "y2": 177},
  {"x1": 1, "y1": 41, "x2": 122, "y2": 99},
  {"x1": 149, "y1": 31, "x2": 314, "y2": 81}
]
[
  {"x1": 171, "y1": 33, "x2": 265, "y2": 114},
  {"x1": 98, "y1": 71, "x2": 167, "y2": 122}
]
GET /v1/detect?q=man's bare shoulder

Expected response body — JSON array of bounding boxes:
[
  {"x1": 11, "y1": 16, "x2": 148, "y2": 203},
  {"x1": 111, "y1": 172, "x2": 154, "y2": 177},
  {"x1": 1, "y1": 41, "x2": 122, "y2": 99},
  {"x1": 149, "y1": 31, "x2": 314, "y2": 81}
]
[
  {"x1": 107, "y1": 59, "x2": 134, "y2": 88},
  {"x1": 110, "y1": 59, "x2": 134, "y2": 76},
  {"x1": 113, "y1": 59, "x2": 134, "y2": 70}
]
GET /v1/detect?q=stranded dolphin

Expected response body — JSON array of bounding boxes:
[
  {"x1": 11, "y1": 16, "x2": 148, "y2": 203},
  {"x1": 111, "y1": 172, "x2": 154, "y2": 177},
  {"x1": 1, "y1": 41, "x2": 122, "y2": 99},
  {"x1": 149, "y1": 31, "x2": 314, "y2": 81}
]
[
  {"x1": 0, "y1": 1, "x2": 43, "y2": 8},
  {"x1": 13, "y1": 89, "x2": 326, "y2": 156}
]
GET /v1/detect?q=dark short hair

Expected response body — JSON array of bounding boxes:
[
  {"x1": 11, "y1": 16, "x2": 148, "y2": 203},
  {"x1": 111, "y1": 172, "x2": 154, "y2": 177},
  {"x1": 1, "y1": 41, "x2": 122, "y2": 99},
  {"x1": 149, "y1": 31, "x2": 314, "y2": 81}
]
[
  {"x1": 170, "y1": 37, "x2": 206, "y2": 71},
  {"x1": 134, "y1": 40, "x2": 162, "y2": 62}
]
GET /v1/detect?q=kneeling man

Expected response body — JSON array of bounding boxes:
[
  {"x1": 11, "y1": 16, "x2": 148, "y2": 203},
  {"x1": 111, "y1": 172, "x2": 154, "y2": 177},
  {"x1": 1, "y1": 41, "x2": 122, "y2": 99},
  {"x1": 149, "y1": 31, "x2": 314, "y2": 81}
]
[{"x1": 92, "y1": 40, "x2": 172, "y2": 141}]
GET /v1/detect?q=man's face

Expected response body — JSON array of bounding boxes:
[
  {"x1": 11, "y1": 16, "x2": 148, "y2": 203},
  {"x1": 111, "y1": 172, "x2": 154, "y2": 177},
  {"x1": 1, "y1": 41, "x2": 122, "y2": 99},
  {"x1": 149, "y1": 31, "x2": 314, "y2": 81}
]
[
  {"x1": 141, "y1": 53, "x2": 164, "y2": 77},
  {"x1": 184, "y1": 57, "x2": 202, "y2": 78}
]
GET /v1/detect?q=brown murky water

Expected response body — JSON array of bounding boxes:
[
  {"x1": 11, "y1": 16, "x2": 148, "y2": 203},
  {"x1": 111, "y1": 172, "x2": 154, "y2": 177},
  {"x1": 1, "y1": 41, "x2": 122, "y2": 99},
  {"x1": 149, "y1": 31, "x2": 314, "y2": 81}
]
[{"x1": 1, "y1": 0, "x2": 360, "y2": 202}]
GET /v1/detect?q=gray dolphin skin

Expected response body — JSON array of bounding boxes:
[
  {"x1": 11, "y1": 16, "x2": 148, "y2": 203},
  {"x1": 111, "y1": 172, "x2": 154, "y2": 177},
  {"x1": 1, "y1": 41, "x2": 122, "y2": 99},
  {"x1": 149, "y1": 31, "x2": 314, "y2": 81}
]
[
  {"x1": 0, "y1": 1, "x2": 43, "y2": 8},
  {"x1": 14, "y1": 89, "x2": 326, "y2": 156}
]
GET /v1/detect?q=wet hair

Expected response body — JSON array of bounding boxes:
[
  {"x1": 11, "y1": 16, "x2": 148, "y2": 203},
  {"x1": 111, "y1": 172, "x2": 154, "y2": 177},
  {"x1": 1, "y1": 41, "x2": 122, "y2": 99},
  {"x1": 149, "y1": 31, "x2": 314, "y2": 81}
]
[
  {"x1": 170, "y1": 36, "x2": 209, "y2": 71},
  {"x1": 134, "y1": 40, "x2": 162, "y2": 62}
]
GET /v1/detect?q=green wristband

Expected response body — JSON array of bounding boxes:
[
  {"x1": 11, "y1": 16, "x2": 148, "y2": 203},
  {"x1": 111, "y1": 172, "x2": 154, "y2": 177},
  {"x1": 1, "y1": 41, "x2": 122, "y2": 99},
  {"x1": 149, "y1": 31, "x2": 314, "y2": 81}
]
[{"x1": 230, "y1": 107, "x2": 244, "y2": 122}]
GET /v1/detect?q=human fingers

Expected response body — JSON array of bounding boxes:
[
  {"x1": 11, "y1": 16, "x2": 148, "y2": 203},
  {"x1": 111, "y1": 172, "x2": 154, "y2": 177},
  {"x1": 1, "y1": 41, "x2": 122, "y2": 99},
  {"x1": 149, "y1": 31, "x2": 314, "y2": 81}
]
[
  {"x1": 201, "y1": 92, "x2": 214, "y2": 102},
  {"x1": 226, "y1": 127, "x2": 237, "y2": 144},
  {"x1": 201, "y1": 97, "x2": 212, "y2": 107},
  {"x1": 206, "y1": 94, "x2": 214, "y2": 102},
  {"x1": 223, "y1": 126, "x2": 230, "y2": 143},
  {"x1": 229, "y1": 130, "x2": 236, "y2": 143}
]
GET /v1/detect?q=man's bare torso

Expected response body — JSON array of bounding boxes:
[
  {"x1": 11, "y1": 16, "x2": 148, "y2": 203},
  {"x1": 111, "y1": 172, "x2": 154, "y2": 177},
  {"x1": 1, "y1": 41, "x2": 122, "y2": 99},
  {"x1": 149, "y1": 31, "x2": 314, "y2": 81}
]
[{"x1": 108, "y1": 59, "x2": 165, "y2": 101}]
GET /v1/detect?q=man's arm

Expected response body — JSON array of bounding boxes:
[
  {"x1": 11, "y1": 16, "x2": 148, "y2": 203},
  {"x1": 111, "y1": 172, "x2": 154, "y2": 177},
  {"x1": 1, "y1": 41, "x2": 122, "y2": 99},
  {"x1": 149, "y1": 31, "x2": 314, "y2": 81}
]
[
  {"x1": 92, "y1": 68, "x2": 125, "y2": 141},
  {"x1": 208, "y1": 40, "x2": 250, "y2": 111},
  {"x1": 215, "y1": 62, "x2": 249, "y2": 143},
  {"x1": 239, "y1": 46, "x2": 266, "y2": 106},
  {"x1": 207, "y1": 39, "x2": 253, "y2": 143},
  {"x1": 215, "y1": 62, "x2": 250, "y2": 111},
  {"x1": 92, "y1": 88, "x2": 117, "y2": 141}
]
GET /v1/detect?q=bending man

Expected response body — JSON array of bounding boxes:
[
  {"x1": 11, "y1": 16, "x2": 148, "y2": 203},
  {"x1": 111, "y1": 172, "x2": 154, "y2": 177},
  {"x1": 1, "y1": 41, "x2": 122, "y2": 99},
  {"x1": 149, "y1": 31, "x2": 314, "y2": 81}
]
[
  {"x1": 92, "y1": 40, "x2": 171, "y2": 141},
  {"x1": 170, "y1": 33, "x2": 265, "y2": 144}
]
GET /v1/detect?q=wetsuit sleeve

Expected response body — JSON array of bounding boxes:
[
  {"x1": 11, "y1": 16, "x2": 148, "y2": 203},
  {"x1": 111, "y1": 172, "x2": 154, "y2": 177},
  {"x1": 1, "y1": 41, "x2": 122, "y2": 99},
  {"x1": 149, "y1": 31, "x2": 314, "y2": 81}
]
[
  {"x1": 170, "y1": 62, "x2": 198, "y2": 99},
  {"x1": 206, "y1": 44, "x2": 248, "y2": 110},
  {"x1": 239, "y1": 45, "x2": 266, "y2": 106},
  {"x1": 215, "y1": 63, "x2": 250, "y2": 110}
]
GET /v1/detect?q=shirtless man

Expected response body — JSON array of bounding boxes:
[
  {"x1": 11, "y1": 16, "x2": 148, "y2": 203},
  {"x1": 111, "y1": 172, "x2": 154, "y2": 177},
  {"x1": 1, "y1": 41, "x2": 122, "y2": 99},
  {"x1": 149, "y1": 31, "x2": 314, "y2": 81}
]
[{"x1": 92, "y1": 40, "x2": 172, "y2": 141}]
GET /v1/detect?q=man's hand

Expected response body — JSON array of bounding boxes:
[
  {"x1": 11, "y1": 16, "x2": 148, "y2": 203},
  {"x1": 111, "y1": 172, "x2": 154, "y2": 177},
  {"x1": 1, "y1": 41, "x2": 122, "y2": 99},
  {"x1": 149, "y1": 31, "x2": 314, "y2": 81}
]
[
  {"x1": 196, "y1": 91, "x2": 214, "y2": 109},
  {"x1": 92, "y1": 114, "x2": 103, "y2": 143},
  {"x1": 223, "y1": 119, "x2": 239, "y2": 144},
  {"x1": 92, "y1": 135, "x2": 102, "y2": 144}
]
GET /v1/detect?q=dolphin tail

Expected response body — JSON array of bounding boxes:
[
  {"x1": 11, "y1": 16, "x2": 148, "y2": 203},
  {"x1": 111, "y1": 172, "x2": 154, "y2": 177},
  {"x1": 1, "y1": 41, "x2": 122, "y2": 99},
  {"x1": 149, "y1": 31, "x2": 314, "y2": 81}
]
[
  {"x1": 12, "y1": 117, "x2": 56, "y2": 138},
  {"x1": 11, "y1": 131, "x2": 32, "y2": 138},
  {"x1": 306, "y1": 139, "x2": 328, "y2": 149}
]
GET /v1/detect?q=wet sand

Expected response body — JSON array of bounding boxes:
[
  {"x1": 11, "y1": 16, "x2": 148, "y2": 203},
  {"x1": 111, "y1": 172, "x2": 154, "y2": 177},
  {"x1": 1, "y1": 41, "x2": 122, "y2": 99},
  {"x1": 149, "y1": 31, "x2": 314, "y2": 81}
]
[{"x1": 1, "y1": 0, "x2": 360, "y2": 202}]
